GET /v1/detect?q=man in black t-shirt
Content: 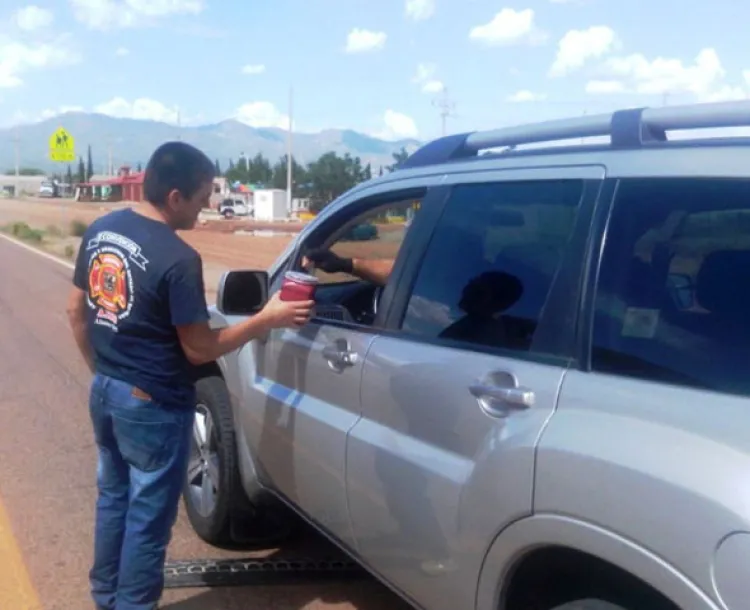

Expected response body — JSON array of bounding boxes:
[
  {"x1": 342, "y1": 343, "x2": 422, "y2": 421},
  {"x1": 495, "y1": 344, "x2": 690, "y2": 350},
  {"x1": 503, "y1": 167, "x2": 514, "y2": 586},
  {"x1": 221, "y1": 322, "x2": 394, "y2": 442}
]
[{"x1": 66, "y1": 141, "x2": 313, "y2": 610}]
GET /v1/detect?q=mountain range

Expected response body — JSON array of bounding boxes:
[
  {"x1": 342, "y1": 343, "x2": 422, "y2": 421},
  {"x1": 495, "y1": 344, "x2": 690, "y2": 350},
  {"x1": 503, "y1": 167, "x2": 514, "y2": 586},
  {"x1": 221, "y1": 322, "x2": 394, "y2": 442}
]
[{"x1": 0, "y1": 112, "x2": 422, "y2": 175}]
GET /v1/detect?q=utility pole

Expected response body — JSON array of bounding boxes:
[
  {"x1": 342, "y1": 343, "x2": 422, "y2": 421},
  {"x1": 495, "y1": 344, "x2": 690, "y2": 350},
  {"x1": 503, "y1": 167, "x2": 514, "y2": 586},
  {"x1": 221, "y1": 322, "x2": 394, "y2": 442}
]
[
  {"x1": 286, "y1": 86, "x2": 293, "y2": 215},
  {"x1": 432, "y1": 87, "x2": 456, "y2": 136},
  {"x1": 176, "y1": 108, "x2": 182, "y2": 141},
  {"x1": 107, "y1": 134, "x2": 113, "y2": 176},
  {"x1": 13, "y1": 126, "x2": 20, "y2": 197},
  {"x1": 662, "y1": 91, "x2": 670, "y2": 107}
]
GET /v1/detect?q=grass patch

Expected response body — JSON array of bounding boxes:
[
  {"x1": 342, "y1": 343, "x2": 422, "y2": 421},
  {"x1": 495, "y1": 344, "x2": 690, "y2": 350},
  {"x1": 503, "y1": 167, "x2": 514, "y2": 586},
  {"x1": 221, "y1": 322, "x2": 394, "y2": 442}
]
[
  {"x1": 1, "y1": 221, "x2": 44, "y2": 243},
  {"x1": 63, "y1": 244, "x2": 76, "y2": 259},
  {"x1": 69, "y1": 219, "x2": 88, "y2": 237}
]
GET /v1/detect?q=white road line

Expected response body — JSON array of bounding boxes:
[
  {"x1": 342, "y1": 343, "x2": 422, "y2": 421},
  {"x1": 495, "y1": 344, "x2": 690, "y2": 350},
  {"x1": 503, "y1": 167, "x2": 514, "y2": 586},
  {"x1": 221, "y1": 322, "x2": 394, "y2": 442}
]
[{"x1": 0, "y1": 232, "x2": 75, "y2": 270}]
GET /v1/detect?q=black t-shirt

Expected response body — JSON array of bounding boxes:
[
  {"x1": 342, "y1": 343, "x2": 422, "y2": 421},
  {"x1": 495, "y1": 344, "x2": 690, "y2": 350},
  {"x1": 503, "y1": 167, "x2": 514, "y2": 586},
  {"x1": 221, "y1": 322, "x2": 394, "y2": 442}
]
[{"x1": 73, "y1": 208, "x2": 209, "y2": 409}]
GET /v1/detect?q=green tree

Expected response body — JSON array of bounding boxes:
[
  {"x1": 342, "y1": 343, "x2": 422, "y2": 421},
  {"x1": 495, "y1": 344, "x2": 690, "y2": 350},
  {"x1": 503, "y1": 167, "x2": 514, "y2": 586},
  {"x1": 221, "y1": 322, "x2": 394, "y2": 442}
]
[
  {"x1": 225, "y1": 156, "x2": 248, "y2": 184},
  {"x1": 65, "y1": 165, "x2": 73, "y2": 185},
  {"x1": 271, "y1": 155, "x2": 307, "y2": 193},
  {"x1": 3, "y1": 167, "x2": 45, "y2": 176},
  {"x1": 86, "y1": 145, "x2": 94, "y2": 181},
  {"x1": 214, "y1": 159, "x2": 222, "y2": 176},
  {"x1": 304, "y1": 152, "x2": 369, "y2": 212},
  {"x1": 136, "y1": 162, "x2": 142, "y2": 172},
  {"x1": 386, "y1": 147, "x2": 409, "y2": 172},
  {"x1": 77, "y1": 156, "x2": 86, "y2": 184},
  {"x1": 247, "y1": 153, "x2": 272, "y2": 185}
]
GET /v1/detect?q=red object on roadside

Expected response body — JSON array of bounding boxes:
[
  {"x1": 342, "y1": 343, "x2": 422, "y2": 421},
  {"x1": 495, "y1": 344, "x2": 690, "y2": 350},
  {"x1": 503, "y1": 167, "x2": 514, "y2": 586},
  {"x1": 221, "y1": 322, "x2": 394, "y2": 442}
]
[{"x1": 280, "y1": 271, "x2": 319, "y2": 302}]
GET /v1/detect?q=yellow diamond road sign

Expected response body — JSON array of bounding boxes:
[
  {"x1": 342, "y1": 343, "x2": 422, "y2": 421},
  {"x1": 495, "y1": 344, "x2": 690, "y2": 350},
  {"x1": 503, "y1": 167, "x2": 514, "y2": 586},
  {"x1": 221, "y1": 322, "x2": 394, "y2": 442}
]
[{"x1": 49, "y1": 127, "x2": 75, "y2": 162}]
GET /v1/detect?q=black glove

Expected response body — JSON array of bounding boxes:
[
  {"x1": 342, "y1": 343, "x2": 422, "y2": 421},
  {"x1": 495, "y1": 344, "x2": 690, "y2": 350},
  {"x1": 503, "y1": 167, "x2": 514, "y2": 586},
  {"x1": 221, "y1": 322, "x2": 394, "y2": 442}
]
[{"x1": 305, "y1": 248, "x2": 353, "y2": 274}]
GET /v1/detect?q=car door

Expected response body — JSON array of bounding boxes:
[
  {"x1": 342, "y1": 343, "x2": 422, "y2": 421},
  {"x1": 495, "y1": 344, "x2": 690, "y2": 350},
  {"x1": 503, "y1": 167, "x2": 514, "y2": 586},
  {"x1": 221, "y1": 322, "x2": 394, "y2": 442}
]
[
  {"x1": 345, "y1": 167, "x2": 604, "y2": 610},
  {"x1": 236, "y1": 180, "x2": 446, "y2": 547}
]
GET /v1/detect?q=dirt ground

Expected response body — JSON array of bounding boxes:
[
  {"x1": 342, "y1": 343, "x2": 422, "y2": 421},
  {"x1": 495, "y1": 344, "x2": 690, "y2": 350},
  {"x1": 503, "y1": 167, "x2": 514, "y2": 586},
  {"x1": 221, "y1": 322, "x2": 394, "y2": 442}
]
[{"x1": 0, "y1": 197, "x2": 406, "y2": 302}]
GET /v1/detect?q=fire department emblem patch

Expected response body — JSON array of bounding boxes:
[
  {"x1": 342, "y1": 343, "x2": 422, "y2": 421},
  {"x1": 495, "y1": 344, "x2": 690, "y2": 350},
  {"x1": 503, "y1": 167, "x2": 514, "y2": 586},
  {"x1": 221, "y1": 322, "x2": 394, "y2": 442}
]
[{"x1": 87, "y1": 249, "x2": 134, "y2": 329}]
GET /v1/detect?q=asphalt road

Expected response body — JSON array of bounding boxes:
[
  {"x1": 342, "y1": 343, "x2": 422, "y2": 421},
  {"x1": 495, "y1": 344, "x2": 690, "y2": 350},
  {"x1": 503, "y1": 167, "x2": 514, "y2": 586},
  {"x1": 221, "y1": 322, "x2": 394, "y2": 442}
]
[{"x1": 0, "y1": 234, "x2": 411, "y2": 610}]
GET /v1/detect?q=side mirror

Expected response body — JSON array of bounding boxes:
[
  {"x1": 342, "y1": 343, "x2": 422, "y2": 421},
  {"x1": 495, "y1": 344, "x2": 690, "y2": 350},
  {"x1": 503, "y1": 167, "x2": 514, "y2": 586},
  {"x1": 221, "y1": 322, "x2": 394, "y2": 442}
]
[{"x1": 216, "y1": 270, "x2": 269, "y2": 315}]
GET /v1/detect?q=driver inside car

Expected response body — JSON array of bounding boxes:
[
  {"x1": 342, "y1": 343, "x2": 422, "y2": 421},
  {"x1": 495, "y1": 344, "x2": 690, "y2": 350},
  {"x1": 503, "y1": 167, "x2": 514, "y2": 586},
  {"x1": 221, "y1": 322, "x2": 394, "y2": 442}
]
[
  {"x1": 302, "y1": 248, "x2": 395, "y2": 287},
  {"x1": 302, "y1": 202, "x2": 421, "y2": 287}
]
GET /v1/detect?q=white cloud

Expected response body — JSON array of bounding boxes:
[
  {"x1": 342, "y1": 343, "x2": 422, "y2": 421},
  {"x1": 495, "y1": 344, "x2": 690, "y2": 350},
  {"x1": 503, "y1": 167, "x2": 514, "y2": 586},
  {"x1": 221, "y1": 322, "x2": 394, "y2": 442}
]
[
  {"x1": 422, "y1": 80, "x2": 444, "y2": 93},
  {"x1": 375, "y1": 110, "x2": 418, "y2": 140},
  {"x1": 549, "y1": 26, "x2": 618, "y2": 77},
  {"x1": 507, "y1": 89, "x2": 547, "y2": 102},
  {"x1": 469, "y1": 9, "x2": 545, "y2": 47},
  {"x1": 95, "y1": 97, "x2": 180, "y2": 123},
  {"x1": 235, "y1": 101, "x2": 289, "y2": 129},
  {"x1": 345, "y1": 28, "x2": 387, "y2": 53},
  {"x1": 405, "y1": 0, "x2": 434, "y2": 21},
  {"x1": 39, "y1": 105, "x2": 85, "y2": 120},
  {"x1": 604, "y1": 48, "x2": 731, "y2": 100},
  {"x1": 69, "y1": 0, "x2": 204, "y2": 30},
  {"x1": 241, "y1": 63, "x2": 265, "y2": 75},
  {"x1": 412, "y1": 62, "x2": 444, "y2": 94},
  {"x1": 115, "y1": 46, "x2": 129, "y2": 56},
  {"x1": 585, "y1": 79, "x2": 626, "y2": 94},
  {"x1": 0, "y1": 37, "x2": 80, "y2": 88},
  {"x1": 14, "y1": 6, "x2": 53, "y2": 31}
]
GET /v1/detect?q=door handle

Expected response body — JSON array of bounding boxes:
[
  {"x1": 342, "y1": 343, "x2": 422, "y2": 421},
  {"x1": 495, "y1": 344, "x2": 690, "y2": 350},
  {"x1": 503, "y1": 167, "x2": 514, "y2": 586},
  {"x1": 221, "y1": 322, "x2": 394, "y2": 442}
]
[
  {"x1": 469, "y1": 383, "x2": 535, "y2": 414},
  {"x1": 322, "y1": 345, "x2": 358, "y2": 368}
]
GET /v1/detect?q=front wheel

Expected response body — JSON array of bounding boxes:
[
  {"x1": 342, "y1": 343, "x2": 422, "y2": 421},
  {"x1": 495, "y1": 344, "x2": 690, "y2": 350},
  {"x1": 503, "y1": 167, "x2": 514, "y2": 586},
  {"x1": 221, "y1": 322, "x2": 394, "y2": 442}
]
[{"x1": 183, "y1": 376, "x2": 293, "y2": 548}]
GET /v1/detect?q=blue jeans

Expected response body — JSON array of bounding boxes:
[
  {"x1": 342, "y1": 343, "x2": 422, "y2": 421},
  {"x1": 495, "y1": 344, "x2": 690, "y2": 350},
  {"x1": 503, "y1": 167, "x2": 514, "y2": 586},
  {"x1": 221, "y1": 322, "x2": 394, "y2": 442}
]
[{"x1": 88, "y1": 374, "x2": 194, "y2": 610}]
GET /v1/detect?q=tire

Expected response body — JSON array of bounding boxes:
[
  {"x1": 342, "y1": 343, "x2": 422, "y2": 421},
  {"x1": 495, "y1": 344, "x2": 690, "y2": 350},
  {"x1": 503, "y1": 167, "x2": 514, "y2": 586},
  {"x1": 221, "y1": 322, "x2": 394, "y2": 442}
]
[
  {"x1": 182, "y1": 376, "x2": 295, "y2": 548},
  {"x1": 222, "y1": 209, "x2": 235, "y2": 219},
  {"x1": 183, "y1": 376, "x2": 238, "y2": 545}
]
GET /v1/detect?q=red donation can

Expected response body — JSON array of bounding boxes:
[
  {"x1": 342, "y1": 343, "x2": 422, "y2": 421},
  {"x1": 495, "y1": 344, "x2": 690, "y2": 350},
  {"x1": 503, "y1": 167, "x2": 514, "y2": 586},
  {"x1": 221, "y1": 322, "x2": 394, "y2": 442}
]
[{"x1": 280, "y1": 271, "x2": 319, "y2": 302}]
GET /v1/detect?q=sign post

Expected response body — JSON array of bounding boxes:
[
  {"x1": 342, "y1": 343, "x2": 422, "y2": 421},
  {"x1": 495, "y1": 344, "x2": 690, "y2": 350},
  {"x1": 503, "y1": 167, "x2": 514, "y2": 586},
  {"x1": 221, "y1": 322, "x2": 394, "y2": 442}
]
[{"x1": 48, "y1": 127, "x2": 75, "y2": 227}]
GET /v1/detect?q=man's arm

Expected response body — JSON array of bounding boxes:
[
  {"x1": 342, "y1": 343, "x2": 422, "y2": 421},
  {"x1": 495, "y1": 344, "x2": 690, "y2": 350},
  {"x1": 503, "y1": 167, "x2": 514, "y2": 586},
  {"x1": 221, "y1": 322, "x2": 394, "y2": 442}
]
[
  {"x1": 66, "y1": 286, "x2": 95, "y2": 373},
  {"x1": 168, "y1": 255, "x2": 313, "y2": 366},
  {"x1": 176, "y1": 294, "x2": 313, "y2": 365},
  {"x1": 350, "y1": 258, "x2": 394, "y2": 286},
  {"x1": 304, "y1": 249, "x2": 394, "y2": 287}
]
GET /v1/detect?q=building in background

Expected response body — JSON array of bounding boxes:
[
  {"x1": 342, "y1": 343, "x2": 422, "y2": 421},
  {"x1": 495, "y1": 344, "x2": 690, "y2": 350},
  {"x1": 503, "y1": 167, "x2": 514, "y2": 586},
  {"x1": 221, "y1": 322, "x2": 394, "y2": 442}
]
[
  {"x1": 0, "y1": 175, "x2": 46, "y2": 197},
  {"x1": 75, "y1": 165, "x2": 144, "y2": 203},
  {"x1": 253, "y1": 189, "x2": 288, "y2": 221}
]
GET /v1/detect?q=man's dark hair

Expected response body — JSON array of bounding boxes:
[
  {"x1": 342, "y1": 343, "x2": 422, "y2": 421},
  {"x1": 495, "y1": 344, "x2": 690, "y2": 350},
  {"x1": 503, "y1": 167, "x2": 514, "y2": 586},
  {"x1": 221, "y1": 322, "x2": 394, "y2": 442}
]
[{"x1": 143, "y1": 141, "x2": 216, "y2": 207}]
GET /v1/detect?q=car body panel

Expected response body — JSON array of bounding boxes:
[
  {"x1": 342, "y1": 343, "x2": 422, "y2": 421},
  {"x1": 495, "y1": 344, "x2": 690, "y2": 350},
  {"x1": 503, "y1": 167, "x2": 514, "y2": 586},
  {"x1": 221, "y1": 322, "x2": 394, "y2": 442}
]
[
  {"x1": 348, "y1": 337, "x2": 567, "y2": 610},
  {"x1": 535, "y1": 370, "x2": 750, "y2": 609}
]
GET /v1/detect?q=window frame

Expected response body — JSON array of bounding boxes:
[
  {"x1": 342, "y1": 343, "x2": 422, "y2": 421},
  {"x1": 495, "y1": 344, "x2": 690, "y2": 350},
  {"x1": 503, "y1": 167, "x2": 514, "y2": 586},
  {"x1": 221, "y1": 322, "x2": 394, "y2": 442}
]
[
  {"x1": 381, "y1": 171, "x2": 607, "y2": 367},
  {"x1": 275, "y1": 182, "x2": 452, "y2": 332}
]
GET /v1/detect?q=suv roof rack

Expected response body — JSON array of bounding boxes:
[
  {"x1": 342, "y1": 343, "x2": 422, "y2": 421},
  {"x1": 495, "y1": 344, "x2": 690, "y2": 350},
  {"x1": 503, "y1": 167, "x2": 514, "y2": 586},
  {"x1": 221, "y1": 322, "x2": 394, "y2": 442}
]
[{"x1": 399, "y1": 100, "x2": 750, "y2": 170}]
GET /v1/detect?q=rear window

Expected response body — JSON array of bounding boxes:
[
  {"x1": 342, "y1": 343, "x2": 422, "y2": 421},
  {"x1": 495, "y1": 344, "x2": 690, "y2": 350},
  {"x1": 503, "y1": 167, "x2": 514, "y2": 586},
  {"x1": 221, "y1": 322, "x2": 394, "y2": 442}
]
[{"x1": 592, "y1": 178, "x2": 750, "y2": 397}]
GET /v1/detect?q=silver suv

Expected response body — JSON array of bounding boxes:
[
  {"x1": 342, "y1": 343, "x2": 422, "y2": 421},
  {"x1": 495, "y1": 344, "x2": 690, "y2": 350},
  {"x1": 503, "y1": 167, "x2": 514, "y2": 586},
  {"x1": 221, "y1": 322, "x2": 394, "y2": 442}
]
[{"x1": 183, "y1": 100, "x2": 750, "y2": 610}]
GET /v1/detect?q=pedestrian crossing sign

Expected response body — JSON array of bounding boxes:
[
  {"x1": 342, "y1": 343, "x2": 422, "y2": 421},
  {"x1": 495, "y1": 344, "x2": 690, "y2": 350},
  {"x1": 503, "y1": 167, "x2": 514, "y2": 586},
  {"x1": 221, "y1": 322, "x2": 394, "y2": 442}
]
[{"x1": 49, "y1": 127, "x2": 75, "y2": 162}]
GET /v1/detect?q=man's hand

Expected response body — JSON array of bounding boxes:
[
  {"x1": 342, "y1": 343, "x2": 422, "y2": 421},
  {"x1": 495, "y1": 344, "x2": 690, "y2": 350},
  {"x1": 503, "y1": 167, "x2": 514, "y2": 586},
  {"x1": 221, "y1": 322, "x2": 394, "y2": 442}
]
[
  {"x1": 256, "y1": 292, "x2": 315, "y2": 329},
  {"x1": 304, "y1": 248, "x2": 353, "y2": 275}
]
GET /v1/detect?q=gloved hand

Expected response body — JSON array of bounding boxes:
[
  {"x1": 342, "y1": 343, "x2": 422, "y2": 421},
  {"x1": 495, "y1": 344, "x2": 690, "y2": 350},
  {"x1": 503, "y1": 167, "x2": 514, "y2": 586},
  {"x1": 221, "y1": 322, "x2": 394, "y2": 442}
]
[{"x1": 305, "y1": 248, "x2": 354, "y2": 274}]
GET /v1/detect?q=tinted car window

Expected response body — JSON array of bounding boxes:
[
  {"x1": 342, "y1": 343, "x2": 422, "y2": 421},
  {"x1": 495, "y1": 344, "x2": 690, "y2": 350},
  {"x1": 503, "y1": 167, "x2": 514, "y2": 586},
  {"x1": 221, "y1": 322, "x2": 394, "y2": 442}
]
[
  {"x1": 592, "y1": 178, "x2": 750, "y2": 397},
  {"x1": 401, "y1": 180, "x2": 584, "y2": 354}
]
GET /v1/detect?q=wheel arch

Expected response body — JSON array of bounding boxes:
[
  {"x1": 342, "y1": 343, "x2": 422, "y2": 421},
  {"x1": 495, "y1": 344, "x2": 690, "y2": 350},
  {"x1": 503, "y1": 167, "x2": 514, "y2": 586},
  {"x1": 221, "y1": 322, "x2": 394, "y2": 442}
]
[{"x1": 476, "y1": 514, "x2": 720, "y2": 610}]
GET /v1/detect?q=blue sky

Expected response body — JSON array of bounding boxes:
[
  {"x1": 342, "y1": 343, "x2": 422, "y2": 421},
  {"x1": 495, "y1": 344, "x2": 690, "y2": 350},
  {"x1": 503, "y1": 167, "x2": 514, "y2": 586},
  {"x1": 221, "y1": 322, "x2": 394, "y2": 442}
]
[{"x1": 1, "y1": 0, "x2": 749, "y2": 141}]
